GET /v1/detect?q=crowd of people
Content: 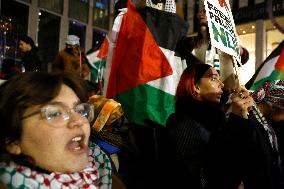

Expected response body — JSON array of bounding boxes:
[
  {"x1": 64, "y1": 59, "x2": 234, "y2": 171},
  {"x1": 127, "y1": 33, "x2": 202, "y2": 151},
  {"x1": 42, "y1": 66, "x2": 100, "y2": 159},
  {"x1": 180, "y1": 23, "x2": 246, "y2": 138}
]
[{"x1": 0, "y1": 0, "x2": 284, "y2": 189}]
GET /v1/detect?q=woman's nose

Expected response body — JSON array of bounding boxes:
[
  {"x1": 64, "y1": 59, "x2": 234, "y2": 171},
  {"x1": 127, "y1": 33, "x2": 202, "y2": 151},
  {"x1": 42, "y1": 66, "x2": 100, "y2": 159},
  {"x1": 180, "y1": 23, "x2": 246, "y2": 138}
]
[
  {"x1": 219, "y1": 80, "x2": 224, "y2": 88},
  {"x1": 66, "y1": 112, "x2": 86, "y2": 128}
]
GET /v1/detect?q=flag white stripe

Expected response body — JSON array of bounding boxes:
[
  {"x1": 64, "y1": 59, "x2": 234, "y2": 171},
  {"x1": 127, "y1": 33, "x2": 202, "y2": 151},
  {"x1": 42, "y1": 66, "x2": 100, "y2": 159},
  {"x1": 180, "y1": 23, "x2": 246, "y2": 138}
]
[
  {"x1": 103, "y1": 9, "x2": 127, "y2": 96},
  {"x1": 147, "y1": 47, "x2": 187, "y2": 95},
  {"x1": 254, "y1": 55, "x2": 279, "y2": 83},
  {"x1": 86, "y1": 50, "x2": 100, "y2": 69}
]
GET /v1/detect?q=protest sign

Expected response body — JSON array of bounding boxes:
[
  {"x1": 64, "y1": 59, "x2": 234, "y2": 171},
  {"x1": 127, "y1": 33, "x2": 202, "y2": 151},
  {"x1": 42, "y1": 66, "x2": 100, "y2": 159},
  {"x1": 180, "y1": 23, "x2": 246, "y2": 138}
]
[{"x1": 204, "y1": 0, "x2": 241, "y2": 63}]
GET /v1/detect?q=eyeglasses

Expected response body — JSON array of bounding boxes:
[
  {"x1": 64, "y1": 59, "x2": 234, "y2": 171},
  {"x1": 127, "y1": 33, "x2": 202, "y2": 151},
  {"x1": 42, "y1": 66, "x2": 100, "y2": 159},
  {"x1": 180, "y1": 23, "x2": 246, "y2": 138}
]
[{"x1": 22, "y1": 102, "x2": 94, "y2": 127}]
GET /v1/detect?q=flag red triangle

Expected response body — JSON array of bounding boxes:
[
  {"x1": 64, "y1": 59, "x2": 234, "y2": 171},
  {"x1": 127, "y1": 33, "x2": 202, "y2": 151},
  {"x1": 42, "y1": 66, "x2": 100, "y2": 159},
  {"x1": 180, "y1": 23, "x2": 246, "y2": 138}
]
[
  {"x1": 106, "y1": 1, "x2": 173, "y2": 98},
  {"x1": 275, "y1": 48, "x2": 284, "y2": 73},
  {"x1": 97, "y1": 37, "x2": 109, "y2": 60}
]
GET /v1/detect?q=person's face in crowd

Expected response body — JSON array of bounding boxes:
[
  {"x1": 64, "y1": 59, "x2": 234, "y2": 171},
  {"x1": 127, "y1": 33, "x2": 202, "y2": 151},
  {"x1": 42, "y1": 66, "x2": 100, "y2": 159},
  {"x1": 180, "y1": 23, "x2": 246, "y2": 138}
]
[
  {"x1": 8, "y1": 84, "x2": 91, "y2": 173},
  {"x1": 66, "y1": 44, "x2": 79, "y2": 53},
  {"x1": 18, "y1": 40, "x2": 32, "y2": 53},
  {"x1": 196, "y1": 67, "x2": 224, "y2": 103},
  {"x1": 197, "y1": 6, "x2": 207, "y2": 26}
]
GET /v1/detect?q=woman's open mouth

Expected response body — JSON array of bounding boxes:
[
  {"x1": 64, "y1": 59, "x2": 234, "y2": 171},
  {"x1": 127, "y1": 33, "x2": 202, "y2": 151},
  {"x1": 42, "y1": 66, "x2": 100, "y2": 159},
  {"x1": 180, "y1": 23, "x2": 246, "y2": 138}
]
[{"x1": 66, "y1": 135, "x2": 87, "y2": 154}]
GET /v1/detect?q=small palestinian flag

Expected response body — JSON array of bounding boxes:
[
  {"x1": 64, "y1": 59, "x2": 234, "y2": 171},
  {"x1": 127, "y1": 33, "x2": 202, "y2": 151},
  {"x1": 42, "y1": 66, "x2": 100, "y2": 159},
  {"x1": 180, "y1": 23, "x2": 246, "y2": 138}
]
[{"x1": 246, "y1": 40, "x2": 284, "y2": 91}]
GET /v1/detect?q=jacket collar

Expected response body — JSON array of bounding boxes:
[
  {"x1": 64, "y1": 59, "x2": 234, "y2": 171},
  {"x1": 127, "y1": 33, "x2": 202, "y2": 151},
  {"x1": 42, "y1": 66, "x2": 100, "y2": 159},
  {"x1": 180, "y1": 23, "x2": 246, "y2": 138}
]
[{"x1": 175, "y1": 96, "x2": 226, "y2": 129}]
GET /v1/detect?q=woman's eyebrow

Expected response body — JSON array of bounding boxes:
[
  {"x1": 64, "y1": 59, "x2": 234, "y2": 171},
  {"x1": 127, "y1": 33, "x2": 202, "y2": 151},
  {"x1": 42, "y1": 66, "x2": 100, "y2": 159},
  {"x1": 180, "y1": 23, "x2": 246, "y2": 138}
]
[
  {"x1": 205, "y1": 73, "x2": 219, "y2": 77},
  {"x1": 50, "y1": 100, "x2": 81, "y2": 107},
  {"x1": 73, "y1": 100, "x2": 81, "y2": 107}
]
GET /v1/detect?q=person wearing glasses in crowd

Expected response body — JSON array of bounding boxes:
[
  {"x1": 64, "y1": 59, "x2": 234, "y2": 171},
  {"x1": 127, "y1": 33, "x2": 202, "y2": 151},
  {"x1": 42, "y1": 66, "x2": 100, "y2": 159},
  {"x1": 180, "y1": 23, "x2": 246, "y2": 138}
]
[{"x1": 0, "y1": 72, "x2": 114, "y2": 188}]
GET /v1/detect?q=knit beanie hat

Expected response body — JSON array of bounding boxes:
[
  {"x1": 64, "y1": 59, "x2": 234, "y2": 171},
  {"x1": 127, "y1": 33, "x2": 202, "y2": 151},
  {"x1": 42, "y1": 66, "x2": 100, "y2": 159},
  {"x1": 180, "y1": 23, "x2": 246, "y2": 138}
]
[{"x1": 65, "y1": 35, "x2": 80, "y2": 45}]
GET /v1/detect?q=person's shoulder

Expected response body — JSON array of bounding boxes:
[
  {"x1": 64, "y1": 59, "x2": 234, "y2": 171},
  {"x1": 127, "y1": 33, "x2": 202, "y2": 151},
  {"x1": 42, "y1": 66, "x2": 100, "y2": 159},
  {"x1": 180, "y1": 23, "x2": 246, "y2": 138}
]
[{"x1": 166, "y1": 111, "x2": 198, "y2": 130}]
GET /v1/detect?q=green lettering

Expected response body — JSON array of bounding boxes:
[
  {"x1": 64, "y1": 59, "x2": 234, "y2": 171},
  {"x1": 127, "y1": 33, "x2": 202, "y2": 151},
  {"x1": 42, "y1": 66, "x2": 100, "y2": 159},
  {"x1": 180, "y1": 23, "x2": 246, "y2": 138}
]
[{"x1": 212, "y1": 21, "x2": 227, "y2": 47}]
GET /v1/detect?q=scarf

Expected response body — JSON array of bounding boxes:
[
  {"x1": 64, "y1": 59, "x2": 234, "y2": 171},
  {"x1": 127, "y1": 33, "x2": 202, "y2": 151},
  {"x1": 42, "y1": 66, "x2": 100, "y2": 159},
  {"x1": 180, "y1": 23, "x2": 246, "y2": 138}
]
[
  {"x1": 0, "y1": 142, "x2": 112, "y2": 189},
  {"x1": 251, "y1": 105, "x2": 279, "y2": 152},
  {"x1": 251, "y1": 80, "x2": 284, "y2": 110},
  {"x1": 146, "y1": 0, "x2": 176, "y2": 13},
  {"x1": 251, "y1": 80, "x2": 284, "y2": 152}
]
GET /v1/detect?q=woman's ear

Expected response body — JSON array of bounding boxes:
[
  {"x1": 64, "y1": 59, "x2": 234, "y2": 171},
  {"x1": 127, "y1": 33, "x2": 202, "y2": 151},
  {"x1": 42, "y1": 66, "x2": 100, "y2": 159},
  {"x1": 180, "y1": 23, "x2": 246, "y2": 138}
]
[
  {"x1": 194, "y1": 84, "x2": 201, "y2": 95},
  {"x1": 6, "y1": 141, "x2": 21, "y2": 155},
  {"x1": 191, "y1": 84, "x2": 201, "y2": 100}
]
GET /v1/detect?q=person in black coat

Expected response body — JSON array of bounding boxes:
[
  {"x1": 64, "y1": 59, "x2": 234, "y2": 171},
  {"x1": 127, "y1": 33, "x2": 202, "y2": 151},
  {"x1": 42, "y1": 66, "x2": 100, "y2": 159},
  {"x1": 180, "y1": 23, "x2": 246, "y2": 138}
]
[
  {"x1": 165, "y1": 63, "x2": 254, "y2": 189},
  {"x1": 223, "y1": 80, "x2": 284, "y2": 189},
  {"x1": 18, "y1": 35, "x2": 42, "y2": 72}
]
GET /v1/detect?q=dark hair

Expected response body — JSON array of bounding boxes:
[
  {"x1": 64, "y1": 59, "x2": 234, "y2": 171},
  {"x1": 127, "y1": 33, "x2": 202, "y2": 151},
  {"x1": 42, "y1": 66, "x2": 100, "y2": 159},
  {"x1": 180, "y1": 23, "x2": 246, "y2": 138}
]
[
  {"x1": 176, "y1": 63, "x2": 211, "y2": 98},
  {"x1": 0, "y1": 72, "x2": 88, "y2": 163},
  {"x1": 18, "y1": 35, "x2": 35, "y2": 48}
]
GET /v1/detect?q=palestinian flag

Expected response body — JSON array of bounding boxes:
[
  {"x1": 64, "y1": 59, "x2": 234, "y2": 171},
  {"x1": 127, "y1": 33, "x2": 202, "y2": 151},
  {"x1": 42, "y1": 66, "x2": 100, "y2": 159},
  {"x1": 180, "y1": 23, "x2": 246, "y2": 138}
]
[
  {"x1": 86, "y1": 45, "x2": 106, "y2": 94},
  {"x1": 103, "y1": 1, "x2": 188, "y2": 126},
  {"x1": 246, "y1": 40, "x2": 284, "y2": 91},
  {"x1": 86, "y1": 50, "x2": 106, "y2": 82}
]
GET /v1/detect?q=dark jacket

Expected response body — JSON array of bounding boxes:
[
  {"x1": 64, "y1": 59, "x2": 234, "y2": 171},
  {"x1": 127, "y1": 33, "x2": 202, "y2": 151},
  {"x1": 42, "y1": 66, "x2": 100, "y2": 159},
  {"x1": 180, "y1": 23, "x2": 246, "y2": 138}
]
[
  {"x1": 165, "y1": 97, "x2": 284, "y2": 189},
  {"x1": 165, "y1": 97, "x2": 229, "y2": 189},
  {"x1": 21, "y1": 47, "x2": 42, "y2": 72},
  {"x1": 224, "y1": 110, "x2": 284, "y2": 189},
  {"x1": 52, "y1": 48, "x2": 90, "y2": 78}
]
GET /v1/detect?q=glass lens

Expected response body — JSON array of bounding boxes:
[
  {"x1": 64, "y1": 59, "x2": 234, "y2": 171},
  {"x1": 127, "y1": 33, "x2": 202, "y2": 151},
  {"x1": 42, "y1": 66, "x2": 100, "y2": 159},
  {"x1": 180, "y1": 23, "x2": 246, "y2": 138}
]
[
  {"x1": 42, "y1": 105, "x2": 69, "y2": 126},
  {"x1": 75, "y1": 103, "x2": 94, "y2": 122},
  {"x1": 41, "y1": 103, "x2": 94, "y2": 127}
]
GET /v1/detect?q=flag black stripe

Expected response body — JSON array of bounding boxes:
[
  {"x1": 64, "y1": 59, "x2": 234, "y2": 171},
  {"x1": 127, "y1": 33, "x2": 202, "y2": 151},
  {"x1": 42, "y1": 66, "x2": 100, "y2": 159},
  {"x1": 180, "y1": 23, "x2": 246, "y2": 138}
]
[{"x1": 137, "y1": 6, "x2": 189, "y2": 51}]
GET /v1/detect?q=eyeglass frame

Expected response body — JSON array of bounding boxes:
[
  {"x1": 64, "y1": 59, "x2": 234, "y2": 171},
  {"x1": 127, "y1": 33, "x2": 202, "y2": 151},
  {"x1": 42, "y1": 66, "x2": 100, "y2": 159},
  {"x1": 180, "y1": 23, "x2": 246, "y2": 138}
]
[{"x1": 21, "y1": 102, "x2": 94, "y2": 127}]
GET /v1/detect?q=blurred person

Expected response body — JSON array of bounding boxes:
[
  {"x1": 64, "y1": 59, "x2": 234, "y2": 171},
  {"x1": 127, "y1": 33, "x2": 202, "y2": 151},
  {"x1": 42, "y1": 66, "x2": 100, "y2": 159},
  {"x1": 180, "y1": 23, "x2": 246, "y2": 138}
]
[
  {"x1": 256, "y1": 80, "x2": 284, "y2": 172},
  {"x1": 0, "y1": 72, "x2": 113, "y2": 188},
  {"x1": 177, "y1": 4, "x2": 249, "y2": 95},
  {"x1": 219, "y1": 80, "x2": 284, "y2": 189},
  {"x1": 52, "y1": 35, "x2": 90, "y2": 79},
  {"x1": 165, "y1": 63, "x2": 254, "y2": 189},
  {"x1": 179, "y1": 5, "x2": 249, "y2": 67},
  {"x1": 18, "y1": 35, "x2": 42, "y2": 72}
]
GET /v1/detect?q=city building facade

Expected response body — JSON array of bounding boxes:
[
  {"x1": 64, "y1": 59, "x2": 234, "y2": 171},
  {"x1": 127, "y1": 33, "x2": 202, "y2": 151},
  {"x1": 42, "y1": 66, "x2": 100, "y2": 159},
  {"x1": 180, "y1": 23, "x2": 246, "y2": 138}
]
[{"x1": 0, "y1": 0, "x2": 283, "y2": 82}]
